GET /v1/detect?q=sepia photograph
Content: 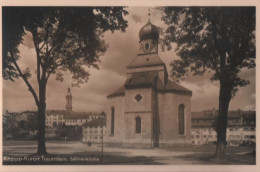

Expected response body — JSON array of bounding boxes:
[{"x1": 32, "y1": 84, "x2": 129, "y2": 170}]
[{"x1": 1, "y1": 1, "x2": 258, "y2": 171}]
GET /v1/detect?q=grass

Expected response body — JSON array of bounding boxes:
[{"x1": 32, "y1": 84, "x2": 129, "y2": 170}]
[
  {"x1": 163, "y1": 144, "x2": 255, "y2": 154},
  {"x1": 173, "y1": 151, "x2": 256, "y2": 165}
]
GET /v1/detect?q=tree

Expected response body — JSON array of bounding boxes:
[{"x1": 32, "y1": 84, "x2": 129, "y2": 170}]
[
  {"x1": 3, "y1": 7, "x2": 128, "y2": 155},
  {"x1": 18, "y1": 120, "x2": 26, "y2": 129},
  {"x1": 55, "y1": 125, "x2": 82, "y2": 140},
  {"x1": 52, "y1": 122, "x2": 57, "y2": 128},
  {"x1": 25, "y1": 113, "x2": 38, "y2": 131},
  {"x1": 161, "y1": 7, "x2": 255, "y2": 159}
]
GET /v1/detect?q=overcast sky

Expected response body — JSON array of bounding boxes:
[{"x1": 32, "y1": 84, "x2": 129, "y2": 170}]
[{"x1": 2, "y1": 7, "x2": 256, "y2": 113}]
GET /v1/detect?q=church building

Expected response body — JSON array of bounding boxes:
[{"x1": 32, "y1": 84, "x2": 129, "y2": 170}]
[{"x1": 105, "y1": 19, "x2": 192, "y2": 148}]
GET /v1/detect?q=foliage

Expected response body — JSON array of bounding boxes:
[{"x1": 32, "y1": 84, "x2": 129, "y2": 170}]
[
  {"x1": 161, "y1": 7, "x2": 255, "y2": 159},
  {"x1": 2, "y1": 7, "x2": 128, "y2": 154},
  {"x1": 161, "y1": 7, "x2": 255, "y2": 96},
  {"x1": 3, "y1": 113, "x2": 38, "y2": 140},
  {"x1": 25, "y1": 114, "x2": 38, "y2": 130},
  {"x1": 55, "y1": 125, "x2": 82, "y2": 140},
  {"x1": 3, "y1": 7, "x2": 128, "y2": 87}
]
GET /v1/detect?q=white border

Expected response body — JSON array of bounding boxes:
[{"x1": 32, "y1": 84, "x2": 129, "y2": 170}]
[{"x1": 1, "y1": 0, "x2": 259, "y2": 172}]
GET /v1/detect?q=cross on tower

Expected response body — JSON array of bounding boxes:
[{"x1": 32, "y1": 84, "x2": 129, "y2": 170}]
[{"x1": 148, "y1": 8, "x2": 151, "y2": 22}]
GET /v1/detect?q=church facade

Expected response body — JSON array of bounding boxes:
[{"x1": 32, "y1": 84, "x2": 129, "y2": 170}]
[{"x1": 105, "y1": 20, "x2": 192, "y2": 148}]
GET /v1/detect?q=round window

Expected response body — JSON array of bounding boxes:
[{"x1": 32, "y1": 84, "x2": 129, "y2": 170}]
[{"x1": 135, "y1": 94, "x2": 143, "y2": 102}]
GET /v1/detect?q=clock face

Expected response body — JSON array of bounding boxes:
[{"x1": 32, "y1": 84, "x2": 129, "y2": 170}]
[
  {"x1": 142, "y1": 41, "x2": 153, "y2": 53},
  {"x1": 138, "y1": 40, "x2": 158, "y2": 54},
  {"x1": 144, "y1": 43, "x2": 150, "y2": 51}
]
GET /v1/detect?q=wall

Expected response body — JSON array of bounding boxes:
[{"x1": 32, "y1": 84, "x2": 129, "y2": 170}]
[
  {"x1": 124, "y1": 112, "x2": 152, "y2": 144},
  {"x1": 158, "y1": 92, "x2": 192, "y2": 145},
  {"x1": 82, "y1": 126, "x2": 106, "y2": 143},
  {"x1": 125, "y1": 88, "x2": 152, "y2": 113},
  {"x1": 124, "y1": 87, "x2": 153, "y2": 146},
  {"x1": 105, "y1": 96, "x2": 125, "y2": 143}
]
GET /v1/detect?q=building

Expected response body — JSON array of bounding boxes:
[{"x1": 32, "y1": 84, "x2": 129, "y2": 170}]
[
  {"x1": 82, "y1": 117, "x2": 106, "y2": 143},
  {"x1": 241, "y1": 112, "x2": 256, "y2": 144},
  {"x1": 64, "y1": 112, "x2": 103, "y2": 126},
  {"x1": 191, "y1": 110, "x2": 256, "y2": 146},
  {"x1": 45, "y1": 88, "x2": 105, "y2": 128},
  {"x1": 45, "y1": 110, "x2": 103, "y2": 127},
  {"x1": 45, "y1": 110, "x2": 66, "y2": 128},
  {"x1": 104, "y1": 19, "x2": 192, "y2": 148}
]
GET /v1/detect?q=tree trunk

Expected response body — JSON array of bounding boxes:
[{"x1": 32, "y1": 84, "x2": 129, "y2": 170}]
[
  {"x1": 37, "y1": 82, "x2": 47, "y2": 155},
  {"x1": 215, "y1": 78, "x2": 232, "y2": 159}
]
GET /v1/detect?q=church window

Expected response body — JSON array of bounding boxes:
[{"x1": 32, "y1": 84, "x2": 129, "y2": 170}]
[
  {"x1": 111, "y1": 107, "x2": 115, "y2": 136},
  {"x1": 135, "y1": 117, "x2": 141, "y2": 133},
  {"x1": 178, "y1": 104, "x2": 185, "y2": 135},
  {"x1": 135, "y1": 94, "x2": 143, "y2": 102},
  {"x1": 145, "y1": 42, "x2": 150, "y2": 51}
]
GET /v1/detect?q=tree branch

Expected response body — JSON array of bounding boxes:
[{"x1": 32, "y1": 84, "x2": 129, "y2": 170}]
[
  {"x1": 31, "y1": 30, "x2": 42, "y2": 83},
  {"x1": 46, "y1": 61, "x2": 64, "y2": 81},
  {"x1": 209, "y1": 57, "x2": 220, "y2": 77},
  {"x1": 39, "y1": 42, "x2": 46, "y2": 51},
  {"x1": 10, "y1": 53, "x2": 39, "y2": 107}
]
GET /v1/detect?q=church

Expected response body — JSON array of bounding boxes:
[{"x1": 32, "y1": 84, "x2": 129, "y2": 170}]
[{"x1": 104, "y1": 19, "x2": 192, "y2": 148}]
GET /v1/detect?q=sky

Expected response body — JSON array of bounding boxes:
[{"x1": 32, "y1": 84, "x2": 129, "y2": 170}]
[{"x1": 2, "y1": 7, "x2": 256, "y2": 113}]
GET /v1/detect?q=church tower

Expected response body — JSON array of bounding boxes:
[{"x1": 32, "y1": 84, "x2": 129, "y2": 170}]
[
  {"x1": 106, "y1": 13, "x2": 192, "y2": 148},
  {"x1": 66, "y1": 87, "x2": 72, "y2": 112},
  {"x1": 126, "y1": 18, "x2": 168, "y2": 86}
]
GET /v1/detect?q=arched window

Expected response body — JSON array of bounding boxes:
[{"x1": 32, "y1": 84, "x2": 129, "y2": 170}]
[
  {"x1": 136, "y1": 117, "x2": 141, "y2": 133},
  {"x1": 178, "y1": 104, "x2": 185, "y2": 135},
  {"x1": 111, "y1": 107, "x2": 115, "y2": 136}
]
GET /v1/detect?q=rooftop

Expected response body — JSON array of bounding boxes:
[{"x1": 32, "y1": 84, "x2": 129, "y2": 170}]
[
  {"x1": 108, "y1": 76, "x2": 192, "y2": 98},
  {"x1": 82, "y1": 118, "x2": 106, "y2": 127},
  {"x1": 191, "y1": 110, "x2": 255, "y2": 120},
  {"x1": 127, "y1": 54, "x2": 165, "y2": 69},
  {"x1": 46, "y1": 110, "x2": 105, "y2": 119}
]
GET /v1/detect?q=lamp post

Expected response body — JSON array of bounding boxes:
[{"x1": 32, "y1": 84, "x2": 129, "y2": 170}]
[{"x1": 101, "y1": 111, "x2": 105, "y2": 157}]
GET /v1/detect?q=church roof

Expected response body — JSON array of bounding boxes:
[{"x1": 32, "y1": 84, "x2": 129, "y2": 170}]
[
  {"x1": 158, "y1": 80, "x2": 192, "y2": 95},
  {"x1": 107, "y1": 77, "x2": 192, "y2": 98},
  {"x1": 139, "y1": 21, "x2": 159, "y2": 41},
  {"x1": 127, "y1": 54, "x2": 165, "y2": 69},
  {"x1": 124, "y1": 71, "x2": 157, "y2": 88},
  {"x1": 107, "y1": 86, "x2": 125, "y2": 98}
]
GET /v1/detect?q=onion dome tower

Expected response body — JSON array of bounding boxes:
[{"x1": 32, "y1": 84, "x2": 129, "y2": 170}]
[
  {"x1": 138, "y1": 18, "x2": 159, "y2": 55},
  {"x1": 126, "y1": 12, "x2": 168, "y2": 86}
]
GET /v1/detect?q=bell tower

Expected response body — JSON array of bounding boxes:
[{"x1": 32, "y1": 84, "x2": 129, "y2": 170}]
[
  {"x1": 126, "y1": 14, "x2": 168, "y2": 86},
  {"x1": 66, "y1": 87, "x2": 72, "y2": 112},
  {"x1": 138, "y1": 17, "x2": 159, "y2": 55}
]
